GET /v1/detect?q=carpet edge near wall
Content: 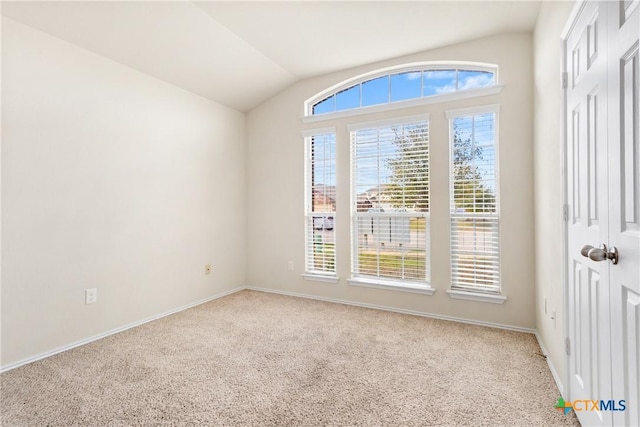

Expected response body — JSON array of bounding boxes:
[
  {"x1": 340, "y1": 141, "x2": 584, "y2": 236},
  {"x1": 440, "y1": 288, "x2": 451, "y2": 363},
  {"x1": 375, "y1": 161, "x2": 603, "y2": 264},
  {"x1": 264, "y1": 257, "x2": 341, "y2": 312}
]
[
  {"x1": 0, "y1": 286, "x2": 245, "y2": 373},
  {"x1": 534, "y1": 331, "x2": 565, "y2": 397},
  {"x1": 3, "y1": 283, "x2": 556, "y2": 395},
  {"x1": 245, "y1": 285, "x2": 536, "y2": 333}
]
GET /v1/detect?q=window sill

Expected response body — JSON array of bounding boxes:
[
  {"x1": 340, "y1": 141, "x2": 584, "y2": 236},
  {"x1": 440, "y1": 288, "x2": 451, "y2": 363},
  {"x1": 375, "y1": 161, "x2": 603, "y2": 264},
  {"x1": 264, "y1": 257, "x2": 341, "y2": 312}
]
[
  {"x1": 347, "y1": 277, "x2": 435, "y2": 295},
  {"x1": 302, "y1": 273, "x2": 340, "y2": 284},
  {"x1": 446, "y1": 290, "x2": 507, "y2": 304}
]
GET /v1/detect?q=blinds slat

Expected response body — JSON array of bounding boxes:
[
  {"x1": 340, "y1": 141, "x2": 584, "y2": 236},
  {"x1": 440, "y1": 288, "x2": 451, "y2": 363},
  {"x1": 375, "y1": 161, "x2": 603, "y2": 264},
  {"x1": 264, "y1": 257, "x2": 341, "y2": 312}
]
[
  {"x1": 305, "y1": 133, "x2": 337, "y2": 275},
  {"x1": 450, "y1": 112, "x2": 500, "y2": 293},
  {"x1": 351, "y1": 120, "x2": 430, "y2": 283}
]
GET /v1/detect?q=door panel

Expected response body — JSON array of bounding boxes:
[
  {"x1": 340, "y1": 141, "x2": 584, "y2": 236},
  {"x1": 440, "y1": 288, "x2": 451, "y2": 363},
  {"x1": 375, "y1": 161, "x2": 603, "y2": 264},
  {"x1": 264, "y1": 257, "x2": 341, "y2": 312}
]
[
  {"x1": 567, "y1": 2, "x2": 639, "y2": 426},
  {"x1": 609, "y1": 1, "x2": 639, "y2": 425},
  {"x1": 620, "y1": 288, "x2": 640, "y2": 426},
  {"x1": 620, "y1": 47, "x2": 639, "y2": 234},
  {"x1": 566, "y1": 3, "x2": 613, "y2": 426},
  {"x1": 588, "y1": 90, "x2": 600, "y2": 226}
]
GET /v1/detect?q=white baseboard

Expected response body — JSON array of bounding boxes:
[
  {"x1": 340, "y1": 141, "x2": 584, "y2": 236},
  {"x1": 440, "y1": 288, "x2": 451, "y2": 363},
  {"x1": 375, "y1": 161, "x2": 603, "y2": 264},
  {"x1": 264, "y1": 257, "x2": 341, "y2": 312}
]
[
  {"x1": 245, "y1": 286, "x2": 536, "y2": 334},
  {"x1": 1, "y1": 285, "x2": 543, "y2": 374},
  {"x1": 0, "y1": 287, "x2": 245, "y2": 373},
  {"x1": 534, "y1": 331, "x2": 564, "y2": 396}
]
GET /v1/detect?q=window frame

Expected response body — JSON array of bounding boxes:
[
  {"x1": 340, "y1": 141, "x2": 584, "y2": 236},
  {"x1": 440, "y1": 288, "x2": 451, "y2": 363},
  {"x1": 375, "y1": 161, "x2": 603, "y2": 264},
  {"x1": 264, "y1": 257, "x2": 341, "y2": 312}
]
[
  {"x1": 347, "y1": 114, "x2": 435, "y2": 295},
  {"x1": 445, "y1": 105, "x2": 505, "y2": 304},
  {"x1": 303, "y1": 62, "x2": 500, "y2": 122},
  {"x1": 302, "y1": 128, "x2": 339, "y2": 283},
  {"x1": 299, "y1": 63, "x2": 509, "y2": 299}
]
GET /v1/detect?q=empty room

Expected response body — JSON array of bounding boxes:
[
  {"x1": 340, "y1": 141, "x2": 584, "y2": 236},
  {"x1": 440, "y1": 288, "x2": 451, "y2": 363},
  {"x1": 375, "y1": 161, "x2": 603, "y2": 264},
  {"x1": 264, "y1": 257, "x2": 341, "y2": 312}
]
[{"x1": 1, "y1": 1, "x2": 638, "y2": 426}]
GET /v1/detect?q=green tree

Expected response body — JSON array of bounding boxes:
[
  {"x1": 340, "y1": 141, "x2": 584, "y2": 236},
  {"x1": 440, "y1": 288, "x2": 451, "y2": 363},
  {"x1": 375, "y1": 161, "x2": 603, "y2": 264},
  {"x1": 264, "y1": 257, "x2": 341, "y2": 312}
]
[
  {"x1": 384, "y1": 123, "x2": 495, "y2": 213},
  {"x1": 452, "y1": 125, "x2": 496, "y2": 213},
  {"x1": 385, "y1": 127, "x2": 430, "y2": 211}
]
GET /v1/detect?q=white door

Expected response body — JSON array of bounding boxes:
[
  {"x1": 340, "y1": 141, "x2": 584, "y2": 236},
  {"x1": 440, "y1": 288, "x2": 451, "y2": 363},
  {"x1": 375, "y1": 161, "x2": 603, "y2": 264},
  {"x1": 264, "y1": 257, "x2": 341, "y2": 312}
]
[
  {"x1": 566, "y1": 2, "x2": 613, "y2": 425},
  {"x1": 608, "y1": 1, "x2": 640, "y2": 426},
  {"x1": 565, "y1": 1, "x2": 640, "y2": 426}
]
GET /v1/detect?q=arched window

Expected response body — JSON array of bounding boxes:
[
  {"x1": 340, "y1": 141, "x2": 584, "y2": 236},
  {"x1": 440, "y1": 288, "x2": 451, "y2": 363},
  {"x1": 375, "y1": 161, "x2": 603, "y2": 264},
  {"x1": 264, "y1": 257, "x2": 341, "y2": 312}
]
[{"x1": 305, "y1": 62, "x2": 498, "y2": 116}]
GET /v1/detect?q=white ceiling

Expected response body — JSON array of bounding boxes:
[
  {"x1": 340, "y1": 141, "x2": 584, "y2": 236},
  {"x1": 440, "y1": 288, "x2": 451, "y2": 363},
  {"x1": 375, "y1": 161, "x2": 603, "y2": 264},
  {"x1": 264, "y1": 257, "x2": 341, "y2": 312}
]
[{"x1": 1, "y1": 1, "x2": 541, "y2": 112}]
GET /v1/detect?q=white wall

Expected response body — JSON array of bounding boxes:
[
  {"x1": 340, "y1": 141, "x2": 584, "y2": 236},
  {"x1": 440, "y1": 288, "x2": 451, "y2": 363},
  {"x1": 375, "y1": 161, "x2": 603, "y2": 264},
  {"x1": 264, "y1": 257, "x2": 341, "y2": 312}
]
[
  {"x1": 1, "y1": 18, "x2": 246, "y2": 367},
  {"x1": 1, "y1": 6, "x2": 576, "y2": 372},
  {"x1": 533, "y1": 0, "x2": 575, "y2": 393},
  {"x1": 246, "y1": 33, "x2": 536, "y2": 329}
]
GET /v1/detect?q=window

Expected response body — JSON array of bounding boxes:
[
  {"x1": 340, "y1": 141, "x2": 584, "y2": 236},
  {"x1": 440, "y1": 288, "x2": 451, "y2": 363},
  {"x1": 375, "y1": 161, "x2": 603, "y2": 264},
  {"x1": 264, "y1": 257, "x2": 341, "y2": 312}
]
[
  {"x1": 303, "y1": 63, "x2": 506, "y2": 300},
  {"x1": 304, "y1": 131, "x2": 337, "y2": 280},
  {"x1": 307, "y1": 64, "x2": 497, "y2": 116},
  {"x1": 447, "y1": 108, "x2": 500, "y2": 295},
  {"x1": 349, "y1": 117, "x2": 430, "y2": 289}
]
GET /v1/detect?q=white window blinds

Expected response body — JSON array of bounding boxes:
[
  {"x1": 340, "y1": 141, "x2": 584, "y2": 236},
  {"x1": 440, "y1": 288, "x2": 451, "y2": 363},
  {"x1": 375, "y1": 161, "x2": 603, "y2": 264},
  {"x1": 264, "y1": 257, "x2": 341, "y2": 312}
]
[
  {"x1": 350, "y1": 118, "x2": 430, "y2": 283},
  {"x1": 449, "y1": 111, "x2": 500, "y2": 293},
  {"x1": 305, "y1": 132, "x2": 336, "y2": 276}
]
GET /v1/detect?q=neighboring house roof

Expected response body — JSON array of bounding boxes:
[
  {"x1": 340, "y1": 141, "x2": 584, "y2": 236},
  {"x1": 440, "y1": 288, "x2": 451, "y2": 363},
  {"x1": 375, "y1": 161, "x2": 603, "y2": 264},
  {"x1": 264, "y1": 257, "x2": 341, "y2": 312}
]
[{"x1": 313, "y1": 185, "x2": 336, "y2": 206}]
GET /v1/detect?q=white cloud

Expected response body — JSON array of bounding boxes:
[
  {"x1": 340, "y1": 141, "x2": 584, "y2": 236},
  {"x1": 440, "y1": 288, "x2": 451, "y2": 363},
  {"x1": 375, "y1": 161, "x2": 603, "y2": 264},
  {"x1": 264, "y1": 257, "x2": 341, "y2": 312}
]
[
  {"x1": 424, "y1": 70, "x2": 456, "y2": 79},
  {"x1": 458, "y1": 73, "x2": 494, "y2": 90},
  {"x1": 434, "y1": 84, "x2": 456, "y2": 94}
]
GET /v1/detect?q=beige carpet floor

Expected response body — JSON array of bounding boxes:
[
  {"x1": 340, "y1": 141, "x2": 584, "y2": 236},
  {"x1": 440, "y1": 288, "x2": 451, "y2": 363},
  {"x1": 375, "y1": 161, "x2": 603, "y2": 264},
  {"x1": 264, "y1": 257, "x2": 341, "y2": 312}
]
[{"x1": 1, "y1": 290, "x2": 579, "y2": 426}]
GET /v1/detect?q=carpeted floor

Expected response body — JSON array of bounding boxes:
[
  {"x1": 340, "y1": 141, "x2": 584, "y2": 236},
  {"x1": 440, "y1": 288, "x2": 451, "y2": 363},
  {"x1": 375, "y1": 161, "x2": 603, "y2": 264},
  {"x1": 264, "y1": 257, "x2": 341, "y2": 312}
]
[{"x1": 1, "y1": 290, "x2": 580, "y2": 426}]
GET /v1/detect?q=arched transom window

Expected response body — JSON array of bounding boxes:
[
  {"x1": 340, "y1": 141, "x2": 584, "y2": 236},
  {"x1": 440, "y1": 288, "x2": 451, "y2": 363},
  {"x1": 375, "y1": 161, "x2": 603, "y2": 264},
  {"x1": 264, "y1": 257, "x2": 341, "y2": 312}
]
[{"x1": 306, "y1": 63, "x2": 498, "y2": 116}]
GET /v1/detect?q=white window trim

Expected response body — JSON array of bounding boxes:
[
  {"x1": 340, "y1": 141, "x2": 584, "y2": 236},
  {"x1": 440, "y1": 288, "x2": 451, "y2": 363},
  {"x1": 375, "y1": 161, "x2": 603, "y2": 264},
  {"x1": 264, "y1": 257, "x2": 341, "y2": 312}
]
[
  {"x1": 446, "y1": 289, "x2": 507, "y2": 304},
  {"x1": 302, "y1": 273, "x2": 340, "y2": 284},
  {"x1": 304, "y1": 128, "x2": 338, "y2": 279},
  {"x1": 301, "y1": 127, "x2": 336, "y2": 138},
  {"x1": 349, "y1": 116, "x2": 432, "y2": 292},
  {"x1": 347, "y1": 113, "x2": 431, "y2": 131},
  {"x1": 302, "y1": 85, "x2": 503, "y2": 124},
  {"x1": 309, "y1": 61, "x2": 498, "y2": 105},
  {"x1": 304, "y1": 61, "x2": 500, "y2": 118},
  {"x1": 445, "y1": 104, "x2": 501, "y2": 119},
  {"x1": 348, "y1": 277, "x2": 435, "y2": 295},
  {"x1": 447, "y1": 107, "x2": 502, "y2": 295}
]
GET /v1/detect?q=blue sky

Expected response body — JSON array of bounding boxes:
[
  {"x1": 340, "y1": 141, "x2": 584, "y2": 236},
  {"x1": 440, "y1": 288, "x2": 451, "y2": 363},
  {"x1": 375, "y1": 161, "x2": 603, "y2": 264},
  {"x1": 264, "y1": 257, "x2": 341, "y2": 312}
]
[{"x1": 313, "y1": 69, "x2": 494, "y2": 115}]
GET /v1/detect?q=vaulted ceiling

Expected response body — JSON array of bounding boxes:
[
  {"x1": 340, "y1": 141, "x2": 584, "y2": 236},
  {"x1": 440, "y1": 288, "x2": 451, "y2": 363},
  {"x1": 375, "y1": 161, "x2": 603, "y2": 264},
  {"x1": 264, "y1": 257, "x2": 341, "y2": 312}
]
[{"x1": 1, "y1": 1, "x2": 542, "y2": 112}]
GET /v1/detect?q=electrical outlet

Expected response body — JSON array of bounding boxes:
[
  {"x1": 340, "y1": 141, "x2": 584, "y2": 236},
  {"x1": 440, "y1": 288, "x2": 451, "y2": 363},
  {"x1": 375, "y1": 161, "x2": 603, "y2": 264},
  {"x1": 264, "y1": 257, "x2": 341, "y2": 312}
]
[
  {"x1": 205, "y1": 264, "x2": 212, "y2": 275},
  {"x1": 85, "y1": 288, "x2": 97, "y2": 305},
  {"x1": 544, "y1": 297, "x2": 547, "y2": 314},
  {"x1": 288, "y1": 261, "x2": 294, "y2": 271}
]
